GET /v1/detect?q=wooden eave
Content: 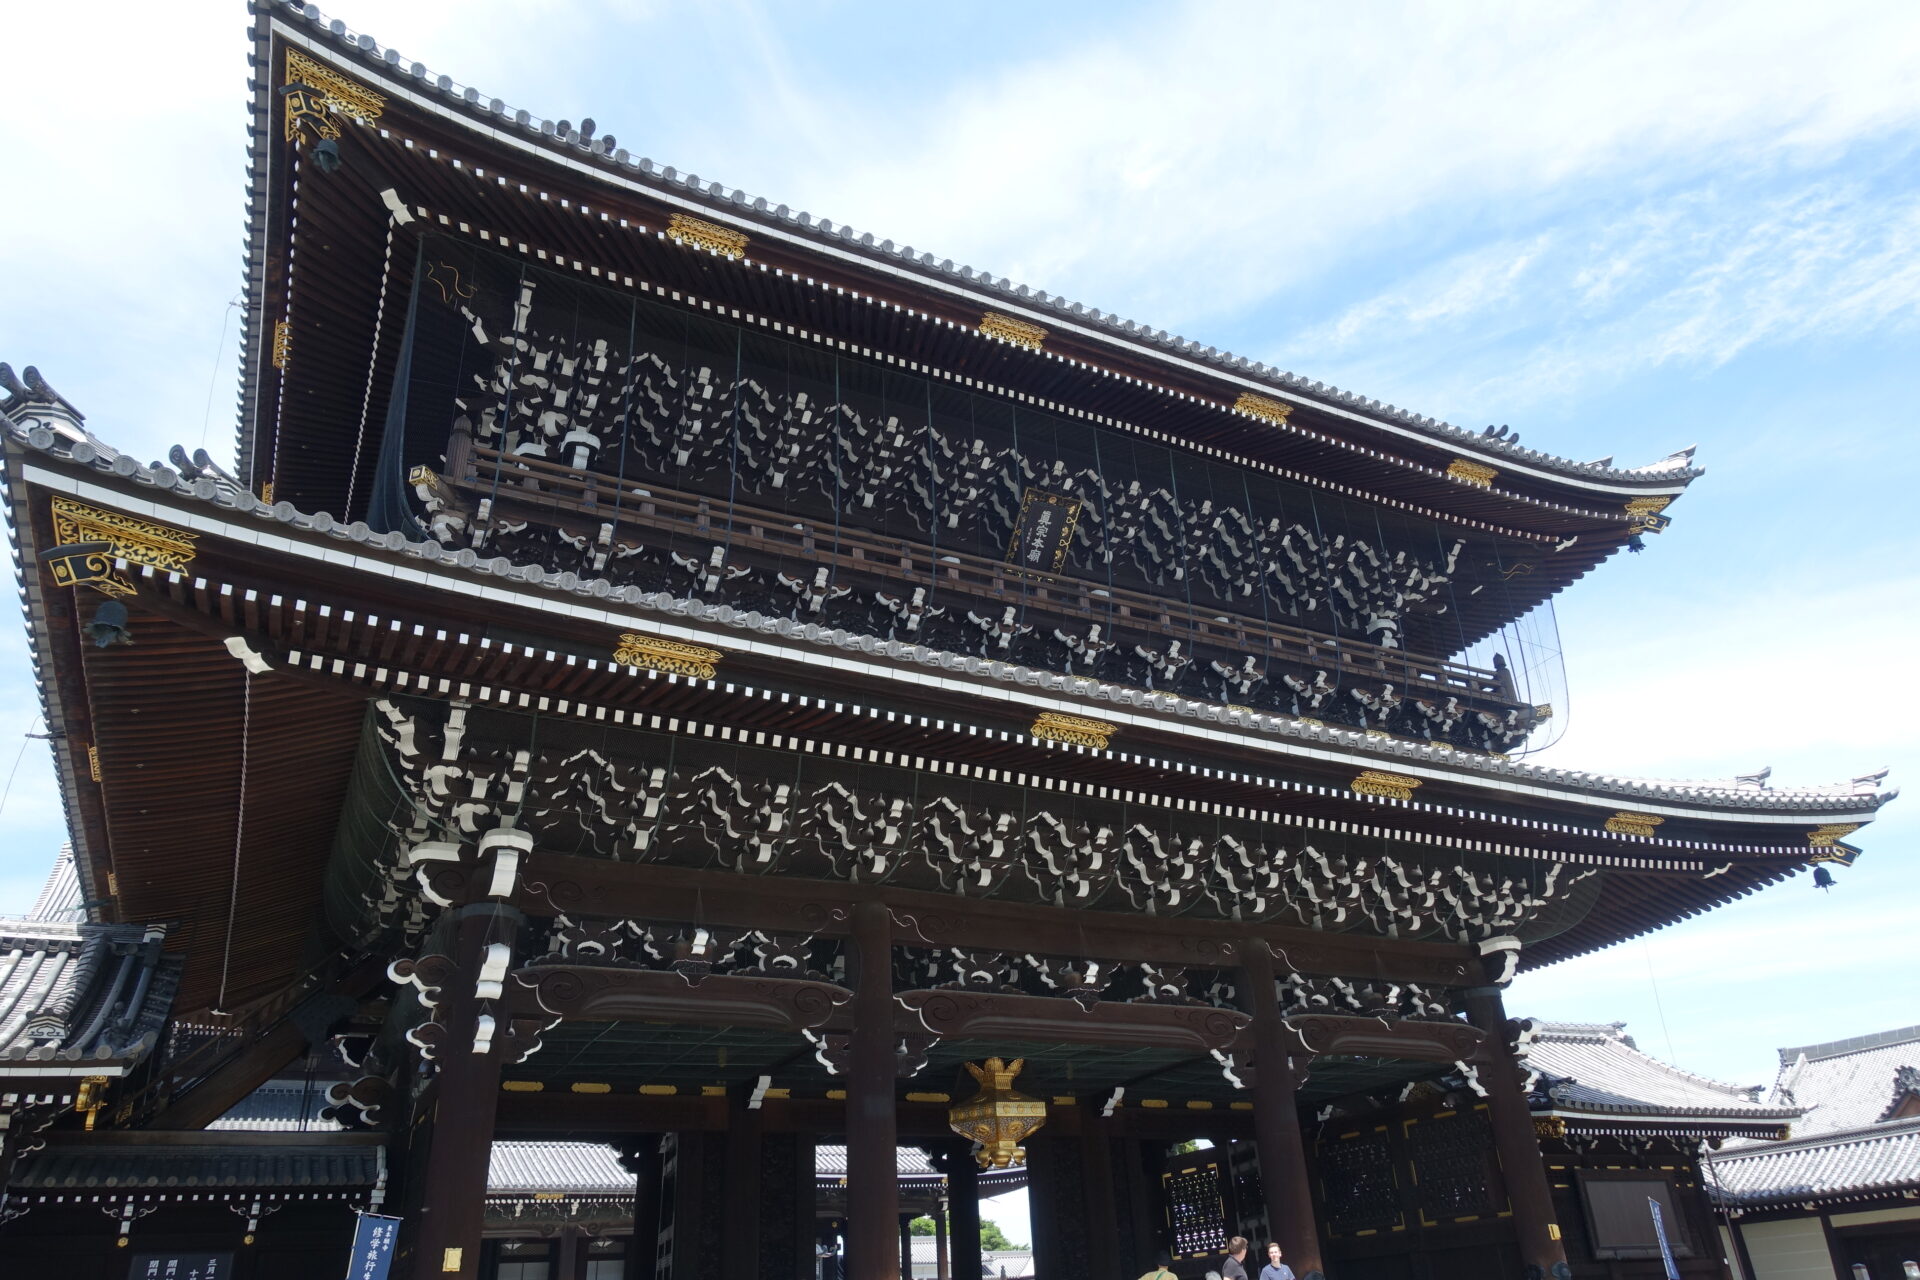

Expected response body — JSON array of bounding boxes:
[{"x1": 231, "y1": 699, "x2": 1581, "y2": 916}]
[
  {"x1": 242, "y1": 14, "x2": 1681, "y2": 599},
  {"x1": 9, "y1": 453, "x2": 1873, "y2": 986}
]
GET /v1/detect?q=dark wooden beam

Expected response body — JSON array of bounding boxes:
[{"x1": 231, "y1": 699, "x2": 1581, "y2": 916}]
[{"x1": 503, "y1": 853, "x2": 1477, "y2": 986}]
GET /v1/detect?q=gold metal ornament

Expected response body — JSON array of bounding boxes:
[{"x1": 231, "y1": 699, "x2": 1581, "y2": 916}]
[
  {"x1": 1233, "y1": 391, "x2": 1293, "y2": 424},
  {"x1": 283, "y1": 49, "x2": 387, "y2": 140},
  {"x1": 1030, "y1": 711, "x2": 1115, "y2": 750},
  {"x1": 1351, "y1": 770, "x2": 1421, "y2": 801},
  {"x1": 977, "y1": 312, "x2": 1047, "y2": 352},
  {"x1": 1446, "y1": 459, "x2": 1499, "y2": 486},
  {"x1": 46, "y1": 498, "x2": 197, "y2": 598},
  {"x1": 948, "y1": 1057, "x2": 1048, "y2": 1169},
  {"x1": 1604, "y1": 812, "x2": 1663, "y2": 838},
  {"x1": 667, "y1": 213, "x2": 749, "y2": 257},
  {"x1": 613, "y1": 633, "x2": 723, "y2": 680}
]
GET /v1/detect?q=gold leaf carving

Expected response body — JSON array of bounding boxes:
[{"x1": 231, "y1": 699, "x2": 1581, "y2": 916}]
[
  {"x1": 1604, "y1": 811, "x2": 1663, "y2": 838},
  {"x1": 1352, "y1": 770, "x2": 1421, "y2": 801},
  {"x1": 978, "y1": 312, "x2": 1047, "y2": 352},
  {"x1": 284, "y1": 49, "x2": 387, "y2": 131},
  {"x1": 1030, "y1": 711, "x2": 1115, "y2": 750},
  {"x1": 51, "y1": 497, "x2": 198, "y2": 575},
  {"x1": 1233, "y1": 391, "x2": 1293, "y2": 424},
  {"x1": 667, "y1": 213, "x2": 748, "y2": 257},
  {"x1": 613, "y1": 633, "x2": 722, "y2": 680},
  {"x1": 1446, "y1": 459, "x2": 1499, "y2": 486}
]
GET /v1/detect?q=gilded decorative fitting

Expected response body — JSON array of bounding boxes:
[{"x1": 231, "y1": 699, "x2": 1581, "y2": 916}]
[
  {"x1": 1533, "y1": 703, "x2": 1554, "y2": 722},
  {"x1": 1604, "y1": 811, "x2": 1663, "y2": 838},
  {"x1": 1625, "y1": 495, "x2": 1673, "y2": 534},
  {"x1": 1351, "y1": 770, "x2": 1421, "y2": 801},
  {"x1": 1233, "y1": 391, "x2": 1293, "y2": 425},
  {"x1": 978, "y1": 312, "x2": 1047, "y2": 352},
  {"x1": 613, "y1": 633, "x2": 722, "y2": 680},
  {"x1": 667, "y1": 213, "x2": 749, "y2": 257},
  {"x1": 87, "y1": 745, "x2": 101, "y2": 783},
  {"x1": 283, "y1": 49, "x2": 386, "y2": 140},
  {"x1": 260, "y1": 482, "x2": 275, "y2": 504},
  {"x1": 1030, "y1": 711, "x2": 1115, "y2": 750},
  {"x1": 51, "y1": 497, "x2": 197, "y2": 571},
  {"x1": 1532, "y1": 1116, "x2": 1567, "y2": 1140},
  {"x1": 949, "y1": 1057, "x2": 1048, "y2": 1170},
  {"x1": 271, "y1": 320, "x2": 292, "y2": 370},
  {"x1": 75, "y1": 1075, "x2": 110, "y2": 1131},
  {"x1": 1446, "y1": 459, "x2": 1499, "y2": 486},
  {"x1": 1809, "y1": 823, "x2": 1862, "y2": 848}
]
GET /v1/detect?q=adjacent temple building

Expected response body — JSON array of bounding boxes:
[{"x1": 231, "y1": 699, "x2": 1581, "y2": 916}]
[{"x1": 0, "y1": 5, "x2": 1899, "y2": 1279}]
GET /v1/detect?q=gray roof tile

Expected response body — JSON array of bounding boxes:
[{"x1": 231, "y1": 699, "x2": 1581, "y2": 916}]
[{"x1": 1521, "y1": 1021, "x2": 1795, "y2": 1122}]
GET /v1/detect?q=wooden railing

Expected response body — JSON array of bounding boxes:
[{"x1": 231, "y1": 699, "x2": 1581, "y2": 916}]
[{"x1": 452, "y1": 445, "x2": 1520, "y2": 708}]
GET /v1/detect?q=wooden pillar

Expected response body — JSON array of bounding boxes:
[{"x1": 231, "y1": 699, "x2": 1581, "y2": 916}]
[
  {"x1": 1459, "y1": 942, "x2": 1568, "y2": 1280},
  {"x1": 940, "y1": 1141, "x2": 982, "y2": 1280},
  {"x1": 1079, "y1": 1102, "x2": 1122, "y2": 1280},
  {"x1": 1239, "y1": 938, "x2": 1324, "y2": 1278},
  {"x1": 900, "y1": 1214, "x2": 916, "y2": 1280},
  {"x1": 412, "y1": 903, "x2": 523, "y2": 1280},
  {"x1": 933, "y1": 1200, "x2": 950, "y2": 1280},
  {"x1": 621, "y1": 1135, "x2": 663, "y2": 1280},
  {"x1": 723, "y1": 1091, "x2": 765, "y2": 1280},
  {"x1": 846, "y1": 901, "x2": 900, "y2": 1280},
  {"x1": 557, "y1": 1226, "x2": 582, "y2": 1280}
]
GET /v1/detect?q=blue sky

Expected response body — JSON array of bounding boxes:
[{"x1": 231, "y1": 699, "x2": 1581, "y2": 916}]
[{"x1": 2, "y1": 0, "x2": 1916, "y2": 1115}]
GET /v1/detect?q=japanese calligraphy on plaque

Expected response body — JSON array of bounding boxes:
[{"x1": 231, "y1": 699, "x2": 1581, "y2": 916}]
[{"x1": 1004, "y1": 488, "x2": 1083, "y2": 578}]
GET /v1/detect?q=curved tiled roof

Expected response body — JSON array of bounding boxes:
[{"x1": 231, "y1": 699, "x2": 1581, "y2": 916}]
[
  {"x1": 0, "y1": 921, "x2": 180, "y2": 1070},
  {"x1": 242, "y1": 2, "x2": 1703, "y2": 495},
  {"x1": 0, "y1": 406, "x2": 1892, "y2": 828},
  {"x1": 1767, "y1": 1027, "x2": 1920, "y2": 1138},
  {"x1": 489, "y1": 1142, "x2": 634, "y2": 1196},
  {"x1": 1521, "y1": 1021, "x2": 1795, "y2": 1123},
  {"x1": 10, "y1": 1137, "x2": 380, "y2": 1191},
  {"x1": 1706, "y1": 1118, "x2": 1920, "y2": 1207},
  {"x1": 24, "y1": 844, "x2": 84, "y2": 923}
]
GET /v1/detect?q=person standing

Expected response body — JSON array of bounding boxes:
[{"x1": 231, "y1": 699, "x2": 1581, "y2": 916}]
[
  {"x1": 1258, "y1": 1241, "x2": 1295, "y2": 1280},
  {"x1": 1220, "y1": 1237, "x2": 1251, "y2": 1280},
  {"x1": 1135, "y1": 1250, "x2": 1179, "y2": 1280}
]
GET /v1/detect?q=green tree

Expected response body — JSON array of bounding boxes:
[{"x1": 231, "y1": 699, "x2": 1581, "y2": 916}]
[
  {"x1": 979, "y1": 1221, "x2": 1017, "y2": 1251},
  {"x1": 906, "y1": 1217, "x2": 1024, "y2": 1250}
]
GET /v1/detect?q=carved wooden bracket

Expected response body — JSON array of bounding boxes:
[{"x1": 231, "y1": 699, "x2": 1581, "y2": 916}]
[
  {"x1": 510, "y1": 964, "x2": 850, "y2": 1033},
  {"x1": 1283, "y1": 1013, "x2": 1488, "y2": 1064},
  {"x1": 897, "y1": 988, "x2": 1248, "y2": 1053}
]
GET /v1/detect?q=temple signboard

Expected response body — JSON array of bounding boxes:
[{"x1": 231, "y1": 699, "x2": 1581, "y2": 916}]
[{"x1": 1005, "y1": 488, "x2": 1083, "y2": 577}]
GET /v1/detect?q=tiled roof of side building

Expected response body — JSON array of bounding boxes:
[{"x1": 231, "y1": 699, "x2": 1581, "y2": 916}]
[
  {"x1": 0, "y1": 921, "x2": 181, "y2": 1070},
  {"x1": 244, "y1": 1, "x2": 1705, "y2": 494},
  {"x1": 488, "y1": 1142, "x2": 636, "y2": 1196},
  {"x1": 0, "y1": 406, "x2": 1895, "y2": 829},
  {"x1": 1521, "y1": 1021, "x2": 1797, "y2": 1122},
  {"x1": 1766, "y1": 1026, "x2": 1920, "y2": 1138},
  {"x1": 23, "y1": 844, "x2": 84, "y2": 923},
  {"x1": 1705, "y1": 1117, "x2": 1920, "y2": 1208}
]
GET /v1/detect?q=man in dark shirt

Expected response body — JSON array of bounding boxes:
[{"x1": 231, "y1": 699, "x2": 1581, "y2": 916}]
[
  {"x1": 1258, "y1": 1241, "x2": 1296, "y2": 1280},
  {"x1": 1220, "y1": 1236, "x2": 1251, "y2": 1280}
]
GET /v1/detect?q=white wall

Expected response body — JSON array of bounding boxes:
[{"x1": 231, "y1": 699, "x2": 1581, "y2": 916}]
[{"x1": 1740, "y1": 1218, "x2": 1836, "y2": 1280}]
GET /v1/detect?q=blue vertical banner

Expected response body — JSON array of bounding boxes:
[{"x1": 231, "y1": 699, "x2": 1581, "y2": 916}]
[
  {"x1": 1648, "y1": 1197, "x2": 1681, "y2": 1280},
  {"x1": 345, "y1": 1212, "x2": 403, "y2": 1280}
]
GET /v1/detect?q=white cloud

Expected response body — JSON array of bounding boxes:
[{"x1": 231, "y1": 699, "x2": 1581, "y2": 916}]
[{"x1": 1281, "y1": 178, "x2": 1920, "y2": 420}]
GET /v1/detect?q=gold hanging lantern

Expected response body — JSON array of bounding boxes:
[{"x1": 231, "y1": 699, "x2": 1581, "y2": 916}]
[{"x1": 948, "y1": 1057, "x2": 1047, "y2": 1169}]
